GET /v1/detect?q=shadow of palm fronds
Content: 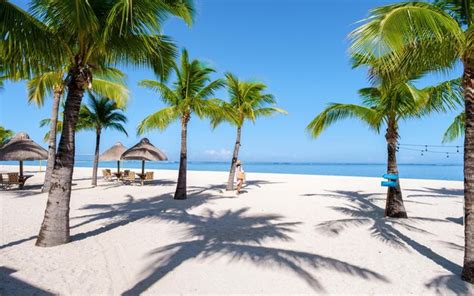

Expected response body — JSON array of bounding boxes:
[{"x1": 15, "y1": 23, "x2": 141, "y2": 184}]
[
  {"x1": 122, "y1": 207, "x2": 388, "y2": 295},
  {"x1": 307, "y1": 190, "x2": 464, "y2": 294}
]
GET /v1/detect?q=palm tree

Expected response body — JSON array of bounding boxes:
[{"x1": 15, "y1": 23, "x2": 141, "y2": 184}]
[
  {"x1": 80, "y1": 94, "x2": 128, "y2": 186},
  {"x1": 2, "y1": 0, "x2": 195, "y2": 247},
  {"x1": 443, "y1": 112, "x2": 465, "y2": 142},
  {"x1": 138, "y1": 49, "x2": 225, "y2": 200},
  {"x1": 348, "y1": 1, "x2": 474, "y2": 281},
  {"x1": 212, "y1": 73, "x2": 286, "y2": 191},
  {"x1": 28, "y1": 67, "x2": 128, "y2": 192},
  {"x1": 307, "y1": 56, "x2": 462, "y2": 218},
  {"x1": 0, "y1": 126, "x2": 13, "y2": 146}
]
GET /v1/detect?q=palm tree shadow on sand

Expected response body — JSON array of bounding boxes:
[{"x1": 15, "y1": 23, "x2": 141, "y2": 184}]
[
  {"x1": 306, "y1": 190, "x2": 470, "y2": 295},
  {"x1": 121, "y1": 207, "x2": 388, "y2": 295}
]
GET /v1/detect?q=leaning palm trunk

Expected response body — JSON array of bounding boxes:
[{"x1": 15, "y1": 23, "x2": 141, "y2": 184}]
[
  {"x1": 36, "y1": 65, "x2": 88, "y2": 247},
  {"x1": 175, "y1": 116, "x2": 188, "y2": 200},
  {"x1": 226, "y1": 126, "x2": 242, "y2": 191},
  {"x1": 384, "y1": 119, "x2": 407, "y2": 218},
  {"x1": 462, "y1": 59, "x2": 474, "y2": 283},
  {"x1": 91, "y1": 127, "x2": 101, "y2": 186},
  {"x1": 42, "y1": 86, "x2": 63, "y2": 192}
]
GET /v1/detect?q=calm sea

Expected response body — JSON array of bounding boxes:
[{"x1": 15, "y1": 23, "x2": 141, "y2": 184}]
[{"x1": 2, "y1": 156, "x2": 463, "y2": 181}]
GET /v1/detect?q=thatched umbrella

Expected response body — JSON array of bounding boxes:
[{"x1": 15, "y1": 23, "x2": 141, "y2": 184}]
[
  {"x1": 100, "y1": 142, "x2": 127, "y2": 173},
  {"x1": 0, "y1": 132, "x2": 48, "y2": 178},
  {"x1": 121, "y1": 138, "x2": 167, "y2": 175}
]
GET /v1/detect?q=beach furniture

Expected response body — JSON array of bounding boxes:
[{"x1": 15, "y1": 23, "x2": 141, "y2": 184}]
[
  {"x1": 100, "y1": 142, "x2": 127, "y2": 175},
  {"x1": 0, "y1": 172, "x2": 34, "y2": 189},
  {"x1": 123, "y1": 171, "x2": 137, "y2": 185},
  {"x1": 381, "y1": 174, "x2": 398, "y2": 187},
  {"x1": 137, "y1": 171, "x2": 154, "y2": 186},
  {"x1": 102, "y1": 169, "x2": 113, "y2": 181},
  {"x1": 0, "y1": 133, "x2": 48, "y2": 187},
  {"x1": 121, "y1": 138, "x2": 167, "y2": 183}
]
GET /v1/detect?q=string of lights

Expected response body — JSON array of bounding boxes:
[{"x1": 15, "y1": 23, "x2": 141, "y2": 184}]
[{"x1": 396, "y1": 144, "x2": 463, "y2": 158}]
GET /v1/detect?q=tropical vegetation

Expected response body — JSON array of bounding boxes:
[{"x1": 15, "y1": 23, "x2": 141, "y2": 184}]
[
  {"x1": 2, "y1": 0, "x2": 194, "y2": 247},
  {"x1": 29, "y1": 67, "x2": 128, "y2": 192},
  {"x1": 138, "y1": 49, "x2": 225, "y2": 199},
  {"x1": 212, "y1": 73, "x2": 286, "y2": 191},
  {"x1": 0, "y1": 126, "x2": 13, "y2": 146},
  {"x1": 348, "y1": 0, "x2": 473, "y2": 283}
]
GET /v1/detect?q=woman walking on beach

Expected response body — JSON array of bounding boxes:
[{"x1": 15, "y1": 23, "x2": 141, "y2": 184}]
[{"x1": 236, "y1": 160, "x2": 245, "y2": 194}]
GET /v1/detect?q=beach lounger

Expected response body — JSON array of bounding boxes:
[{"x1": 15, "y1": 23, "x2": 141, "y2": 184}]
[
  {"x1": 123, "y1": 171, "x2": 137, "y2": 185},
  {"x1": 3, "y1": 173, "x2": 20, "y2": 189},
  {"x1": 102, "y1": 169, "x2": 113, "y2": 181}
]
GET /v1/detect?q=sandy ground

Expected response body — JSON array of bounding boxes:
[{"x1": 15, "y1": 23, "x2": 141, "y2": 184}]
[{"x1": 0, "y1": 165, "x2": 472, "y2": 295}]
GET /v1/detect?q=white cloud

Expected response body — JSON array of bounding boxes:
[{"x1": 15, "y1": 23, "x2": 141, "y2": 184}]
[{"x1": 203, "y1": 148, "x2": 232, "y2": 160}]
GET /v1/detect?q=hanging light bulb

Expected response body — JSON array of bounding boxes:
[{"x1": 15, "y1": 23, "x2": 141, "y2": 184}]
[
  {"x1": 446, "y1": 152, "x2": 450, "y2": 158},
  {"x1": 425, "y1": 145, "x2": 428, "y2": 152},
  {"x1": 457, "y1": 146, "x2": 460, "y2": 153}
]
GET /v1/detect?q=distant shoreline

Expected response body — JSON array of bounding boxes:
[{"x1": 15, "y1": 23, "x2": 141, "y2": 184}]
[{"x1": 0, "y1": 163, "x2": 463, "y2": 182}]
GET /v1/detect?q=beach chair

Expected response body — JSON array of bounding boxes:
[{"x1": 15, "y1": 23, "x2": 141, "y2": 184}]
[
  {"x1": 123, "y1": 171, "x2": 136, "y2": 185},
  {"x1": 145, "y1": 171, "x2": 154, "y2": 181},
  {"x1": 139, "y1": 171, "x2": 154, "y2": 186},
  {"x1": 102, "y1": 169, "x2": 112, "y2": 181},
  {"x1": 4, "y1": 173, "x2": 20, "y2": 189}
]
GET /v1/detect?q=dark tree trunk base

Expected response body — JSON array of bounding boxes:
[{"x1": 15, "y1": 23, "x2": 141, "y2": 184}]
[
  {"x1": 461, "y1": 261, "x2": 474, "y2": 283},
  {"x1": 385, "y1": 185, "x2": 408, "y2": 218}
]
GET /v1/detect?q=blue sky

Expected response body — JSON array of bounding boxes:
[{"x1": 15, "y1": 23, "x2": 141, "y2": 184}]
[{"x1": 0, "y1": 0, "x2": 464, "y2": 164}]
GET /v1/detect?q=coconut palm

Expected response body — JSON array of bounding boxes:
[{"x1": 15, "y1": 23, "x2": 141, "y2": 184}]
[
  {"x1": 138, "y1": 49, "x2": 225, "y2": 200},
  {"x1": 443, "y1": 112, "x2": 465, "y2": 142},
  {"x1": 348, "y1": 0, "x2": 474, "y2": 281},
  {"x1": 307, "y1": 56, "x2": 462, "y2": 218},
  {"x1": 80, "y1": 94, "x2": 128, "y2": 186},
  {"x1": 212, "y1": 73, "x2": 286, "y2": 191},
  {"x1": 0, "y1": 126, "x2": 13, "y2": 146},
  {"x1": 28, "y1": 67, "x2": 128, "y2": 192},
  {"x1": 2, "y1": 0, "x2": 195, "y2": 247}
]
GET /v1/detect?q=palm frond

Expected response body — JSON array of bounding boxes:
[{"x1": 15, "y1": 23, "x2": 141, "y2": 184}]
[
  {"x1": 307, "y1": 103, "x2": 382, "y2": 138},
  {"x1": 137, "y1": 106, "x2": 179, "y2": 134},
  {"x1": 443, "y1": 111, "x2": 465, "y2": 142}
]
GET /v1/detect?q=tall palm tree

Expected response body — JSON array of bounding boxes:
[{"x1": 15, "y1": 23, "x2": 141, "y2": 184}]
[
  {"x1": 0, "y1": 126, "x2": 13, "y2": 146},
  {"x1": 28, "y1": 67, "x2": 128, "y2": 192},
  {"x1": 212, "y1": 73, "x2": 286, "y2": 191},
  {"x1": 307, "y1": 56, "x2": 462, "y2": 218},
  {"x1": 138, "y1": 49, "x2": 225, "y2": 200},
  {"x1": 2, "y1": 0, "x2": 195, "y2": 247},
  {"x1": 80, "y1": 94, "x2": 128, "y2": 186},
  {"x1": 348, "y1": 0, "x2": 474, "y2": 282}
]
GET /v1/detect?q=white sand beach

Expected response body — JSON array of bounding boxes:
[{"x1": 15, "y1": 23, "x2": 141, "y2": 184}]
[{"x1": 0, "y1": 165, "x2": 472, "y2": 295}]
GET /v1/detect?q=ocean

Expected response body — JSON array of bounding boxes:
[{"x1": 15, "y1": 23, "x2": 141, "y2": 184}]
[{"x1": 1, "y1": 156, "x2": 463, "y2": 181}]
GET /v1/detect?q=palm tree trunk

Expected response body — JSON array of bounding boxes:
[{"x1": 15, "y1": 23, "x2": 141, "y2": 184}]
[
  {"x1": 36, "y1": 63, "x2": 89, "y2": 247},
  {"x1": 42, "y1": 86, "x2": 63, "y2": 193},
  {"x1": 462, "y1": 60, "x2": 474, "y2": 283},
  {"x1": 91, "y1": 127, "x2": 101, "y2": 186},
  {"x1": 226, "y1": 126, "x2": 242, "y2": 191},
  {"x1": 174, "y1": 116, "x2": 188, "y2": 200},
  {"x1": 384, "y1": 118, "x2": 407, "y2": 218}
]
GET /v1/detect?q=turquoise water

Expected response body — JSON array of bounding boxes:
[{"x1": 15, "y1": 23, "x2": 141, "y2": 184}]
[{"x1": 2, "y1": 157, "x2": 463, "y2": 181}]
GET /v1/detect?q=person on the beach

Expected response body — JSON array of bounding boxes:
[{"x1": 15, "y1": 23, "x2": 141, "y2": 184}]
[{"x1": 236, "y1": 160, "x2": 245, "y2": 194}]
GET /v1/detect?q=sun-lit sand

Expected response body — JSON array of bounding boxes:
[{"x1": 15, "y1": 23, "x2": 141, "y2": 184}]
[{"x1": 1, "y1": 165, "x2": 472, "y2": 295}]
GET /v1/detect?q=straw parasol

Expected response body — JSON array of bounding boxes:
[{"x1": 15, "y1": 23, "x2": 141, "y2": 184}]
[
  {"x1": 100, "y1": 142, "x2": 127, "y2": 173},
  {"x1": 121, "y1": 138, "x2": 167, "y2": 175},
  {"x1": 0, "y1": 132, "x2": 48, "y2": 177}
]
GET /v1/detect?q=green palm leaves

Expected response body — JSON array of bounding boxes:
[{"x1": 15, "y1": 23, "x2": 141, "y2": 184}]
[
  {"x1": 81, "y1": 94, "x2": 128, "y2": 135},
  {"x1": 213, "y1": 72, "x2": 286, "y2": 128},
  {"x1": 137, "y1": 49, "x2": 225, "y2": 134},
  {"x1": 0, "y1": 126, "x2": 13, "y2": 146}
]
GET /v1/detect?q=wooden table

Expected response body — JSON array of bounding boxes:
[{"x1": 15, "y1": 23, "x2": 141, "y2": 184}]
[
  {"x1": 113, "y1": 172, "x2": 124, "y2": 180},
  {"x1": 136, "y1": 173, "x2": 146, "y2": 186}
]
